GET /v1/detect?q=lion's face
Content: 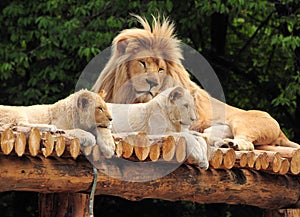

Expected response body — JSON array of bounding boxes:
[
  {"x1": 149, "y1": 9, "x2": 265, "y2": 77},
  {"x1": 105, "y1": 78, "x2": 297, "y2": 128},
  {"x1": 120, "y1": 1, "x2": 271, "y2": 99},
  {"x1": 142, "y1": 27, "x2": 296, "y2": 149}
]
[
  {"x1": 166, "y1": 87, "x2": 197, "y2": 128},
  {"x1": 126, "y1": 57, "x2": 167, "y2": 103}
]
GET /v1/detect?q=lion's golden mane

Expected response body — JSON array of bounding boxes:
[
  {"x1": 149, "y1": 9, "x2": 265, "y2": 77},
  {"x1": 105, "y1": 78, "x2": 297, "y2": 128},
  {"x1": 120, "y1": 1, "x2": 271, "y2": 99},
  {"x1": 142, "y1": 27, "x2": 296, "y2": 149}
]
[{"x1": 92, "y1": 15, "x2": 195, "y2": 103}]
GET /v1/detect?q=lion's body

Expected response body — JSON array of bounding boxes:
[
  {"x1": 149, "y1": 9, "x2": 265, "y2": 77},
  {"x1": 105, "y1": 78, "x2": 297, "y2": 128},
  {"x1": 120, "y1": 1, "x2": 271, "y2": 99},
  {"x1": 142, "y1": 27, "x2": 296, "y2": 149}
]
[
  {"x1": 0, "y1": 89, "x2": 115, "y2": 157},
  {"x1": 92, "y1": 15, "x2": 299, "y2": 151},
  {"x1": 108, "y1": 86, "x2": 197, "y2": 134}
]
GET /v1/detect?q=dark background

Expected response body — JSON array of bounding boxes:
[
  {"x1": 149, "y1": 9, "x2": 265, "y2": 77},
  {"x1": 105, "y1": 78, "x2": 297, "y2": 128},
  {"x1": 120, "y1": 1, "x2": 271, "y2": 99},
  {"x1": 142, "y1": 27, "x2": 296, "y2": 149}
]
[{"x1": 0, "y1": 0, "x2": 299, "y2": 216}]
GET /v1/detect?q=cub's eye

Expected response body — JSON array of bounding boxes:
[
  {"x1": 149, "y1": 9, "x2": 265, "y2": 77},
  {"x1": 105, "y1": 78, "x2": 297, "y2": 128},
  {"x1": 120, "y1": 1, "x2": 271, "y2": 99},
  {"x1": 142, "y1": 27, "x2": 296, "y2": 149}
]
[
  {"x1": 184, "y1": 104, "x2": 189, "y2": 109},
  {"x1": 158, "y1": 68, "x2": 164, "y2": 73},
  {"x1": 139, "y1": 60, "x2": 146, "y2": 68}
]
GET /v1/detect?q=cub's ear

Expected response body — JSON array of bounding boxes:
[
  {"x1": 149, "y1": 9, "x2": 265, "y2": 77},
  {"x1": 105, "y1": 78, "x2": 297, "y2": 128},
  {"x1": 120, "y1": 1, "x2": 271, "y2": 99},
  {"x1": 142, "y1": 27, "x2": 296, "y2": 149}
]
[
  {"x1": 98, "y1": 90, "x2": 107, "y2": 99},
  {"x1": 168, "y1": 86, "x2": 184, "y2": 102},
  {"x1": 77, "y1": 92, "x2": 91, "y2": 110}
]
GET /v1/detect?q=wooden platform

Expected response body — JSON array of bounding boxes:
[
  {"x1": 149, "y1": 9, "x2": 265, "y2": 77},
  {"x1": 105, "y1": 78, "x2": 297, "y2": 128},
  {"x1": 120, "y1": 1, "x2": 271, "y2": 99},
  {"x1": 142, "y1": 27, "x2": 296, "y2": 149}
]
[{"x1": 0, "y1": 126, "x2": 299, "y2": 216}]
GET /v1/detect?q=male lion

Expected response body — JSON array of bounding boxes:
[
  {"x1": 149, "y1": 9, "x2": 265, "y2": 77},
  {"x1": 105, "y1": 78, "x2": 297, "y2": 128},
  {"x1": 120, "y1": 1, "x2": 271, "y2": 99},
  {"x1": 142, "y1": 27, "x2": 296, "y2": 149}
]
[
  {"x1": 0, "y1": 89, "x2": 115, "y2": 157},
  {"x1": 92, "y1": 15, "x2": 300, "y2": 151}
]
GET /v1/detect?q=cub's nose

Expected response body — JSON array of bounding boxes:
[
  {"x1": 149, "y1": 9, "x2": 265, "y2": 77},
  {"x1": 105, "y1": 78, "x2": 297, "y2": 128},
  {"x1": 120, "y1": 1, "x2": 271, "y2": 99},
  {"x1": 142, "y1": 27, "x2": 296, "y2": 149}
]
[{"x1": 146, "y1": 78, "x2": 158, "y2": 89}]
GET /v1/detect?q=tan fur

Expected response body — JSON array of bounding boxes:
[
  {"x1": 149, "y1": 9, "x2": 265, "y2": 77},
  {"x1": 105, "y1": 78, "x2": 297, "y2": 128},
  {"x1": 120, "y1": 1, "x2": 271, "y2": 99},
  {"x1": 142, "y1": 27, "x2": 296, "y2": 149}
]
[
  {"x1": 92, "y1": 15, "x2": 300, "y2": 151},
  {"x1": 0, "y1": 89, "x2": 115, "y2": 157}
]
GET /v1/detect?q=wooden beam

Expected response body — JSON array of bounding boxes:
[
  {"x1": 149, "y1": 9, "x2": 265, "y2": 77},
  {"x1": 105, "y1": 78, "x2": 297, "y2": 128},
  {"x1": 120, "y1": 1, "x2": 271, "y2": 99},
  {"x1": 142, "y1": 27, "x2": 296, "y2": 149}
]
[{"x1": 0, "y1": 154, "x2": 299, "y2": 210}]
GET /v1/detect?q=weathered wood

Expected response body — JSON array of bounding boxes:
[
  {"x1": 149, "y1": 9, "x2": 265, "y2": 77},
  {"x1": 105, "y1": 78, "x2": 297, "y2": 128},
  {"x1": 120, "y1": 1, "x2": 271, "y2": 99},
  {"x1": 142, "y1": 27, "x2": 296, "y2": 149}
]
[
  {"x1": 0, "y1": 155, "x2": 299, "y2": 209},
  {"x1": 235, "y1": 151, "x2": 248, "y2": 167},
  {"x1": 162, "y1": 136, "x2": 176, "y2": 161},
  {"x1": 69, "y1": 138, "x2": 80, "y2": 160},
  {"x1": 39, "y1": 193, "x2": 90, "y2": 217},
  {"x1": 42, "y1": 132, "x2": 54, "y2": 158},
  {"x1": 175, "y1": 136, "x2": 186, "y2": 163},
  {"x1": 28, "y1": 128, "x2": 41, "y2": 156},
  {"x1": 264, "y1": 209, "x2": 300, "y2": 217},
  {"x1": 55, "y1": 135, "x2": 66, "y2": 157},
  {"x1": 257, "y1": 146, "x2": 300, "y2": 175},
  {"x1": 15, "y1": 132, "x2": 26, "y2": 157},
  {"x1": 149, "y1": 142, "x2": 161, "y2": 162},
  {"x1": 133, "y1": 132, "x2": 150, "y2": 161},
  {"x1": 220, "y1": 148, "x2": 236, "y2": 169},
  {"x1": 1, "y1": 128, "x2": 15, "y2": 155},
  {"x1": 209, "y1": 148, "x2": 223, "y2": 168}
]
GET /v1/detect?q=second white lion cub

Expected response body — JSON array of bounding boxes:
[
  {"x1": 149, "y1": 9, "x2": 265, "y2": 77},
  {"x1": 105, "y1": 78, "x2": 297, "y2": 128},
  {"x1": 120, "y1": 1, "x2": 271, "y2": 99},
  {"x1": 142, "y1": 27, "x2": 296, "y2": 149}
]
[{"x1": 0, "y1": 89, "x2": 115, "y2": 158}]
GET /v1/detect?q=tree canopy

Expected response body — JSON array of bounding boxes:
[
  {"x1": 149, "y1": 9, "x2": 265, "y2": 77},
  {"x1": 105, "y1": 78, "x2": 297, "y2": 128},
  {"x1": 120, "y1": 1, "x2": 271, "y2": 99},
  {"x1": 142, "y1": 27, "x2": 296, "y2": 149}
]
[{"x1": 0, "y1": 0, "x2": 299, "y2": 216}]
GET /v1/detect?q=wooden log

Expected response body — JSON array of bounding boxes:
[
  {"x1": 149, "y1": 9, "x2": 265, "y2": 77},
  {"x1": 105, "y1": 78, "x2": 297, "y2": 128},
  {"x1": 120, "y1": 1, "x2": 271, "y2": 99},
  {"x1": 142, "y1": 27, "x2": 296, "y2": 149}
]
[
  {"x1": 0, "y1": 128, "x2": 15, "y2": 155},
  {"x1": 122, "y1": 138, "x2": 134, "y2": 159},
  {"x1": 28, "y1": 128, "x2": 41, "y2": 156},
  {"x1": 256, "y1": 146, "x2": 300, "y2": 175},
  {"x1": 246, "y1": 151, "x2": 255, "y2": 168},
  {"x1": 162, "y1": 136, "x2": 175, "y2": 161},
  {"x1": 41, "y1": 132, "x2": 54, "y2": 158},
  {"x1": 209, "y1": 148, "x2": 223, "y2": 169},
  {"x1": 134, "y1": 132, "x2": 150, "y2": 161},
  {"x1": 0, "y1": 155, "x2": 299, "y2": 209},
  {"x1": 220, "y1": 148, "x2": 236, "y2": 169},
  {"x1": 175, "y1": 136, "x2": 186, "y2": 163},
  {"x1": 69, "y1": 138, "x2": 80, "y2": 160},
  {"x1": 264, "y1": 209, "x2": 300, "y2": 217},
  {"x1": 235, "y1": 151, "x2": 248, "y2": 167},
  {"x1": 55, "y1": 135, "x2": 66, "y2": 157},
  {"x1": 39, "y1": 193, "x2": 90, "y2": 217},
  {"x1": 15, "y1": 132, "x2": 26, "y2": 157},
  {"x1": 279, "y1": 159, "x2": 290, "y2": 175},
  {"x1": 115, "y1": 140, "x2": 123, "y2": 157},
  {"x1": 253, "y1": 151, "x2": 269, "y2": 171},
  {"x1": 149, "y1": 142, "x2": 161, "y2": 162}
]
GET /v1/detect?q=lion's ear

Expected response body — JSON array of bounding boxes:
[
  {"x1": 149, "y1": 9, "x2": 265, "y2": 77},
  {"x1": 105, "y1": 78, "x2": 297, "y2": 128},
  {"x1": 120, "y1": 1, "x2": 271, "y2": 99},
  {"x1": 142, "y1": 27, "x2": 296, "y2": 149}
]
[
  {"x1": 168, "y1": 86, "x2": 184, "y2": 102},
  {"x1": 114, "y1": 36, "x2": 129, "y2": 55},
  {"x1": 98, "y1": 90, "x2": 107, "y2": 99},
  {"x1": 77, "y1": 93, "x2": 91, "y2": 110}
]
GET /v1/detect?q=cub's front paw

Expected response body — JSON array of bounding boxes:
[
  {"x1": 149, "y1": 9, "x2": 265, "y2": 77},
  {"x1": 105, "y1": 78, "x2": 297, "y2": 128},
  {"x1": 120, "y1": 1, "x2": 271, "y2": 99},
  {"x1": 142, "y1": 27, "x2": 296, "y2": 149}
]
[
  {"x1": 97, "y1": 128, "x2": 115, "y2": 158},
  {"x1": 185, "y1": 135, "x2": 209, "y2": 169}
]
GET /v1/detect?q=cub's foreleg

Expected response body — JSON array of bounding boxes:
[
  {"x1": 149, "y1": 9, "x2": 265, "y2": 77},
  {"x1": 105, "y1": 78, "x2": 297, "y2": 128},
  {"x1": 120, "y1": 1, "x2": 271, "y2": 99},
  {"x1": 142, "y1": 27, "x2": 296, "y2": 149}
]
[
  {"x1": 95, "y1": 128, "x2": 115, "y2": 158},
  {"x1": 17, "y1": 122, "x2": 58, "y2": 133}
]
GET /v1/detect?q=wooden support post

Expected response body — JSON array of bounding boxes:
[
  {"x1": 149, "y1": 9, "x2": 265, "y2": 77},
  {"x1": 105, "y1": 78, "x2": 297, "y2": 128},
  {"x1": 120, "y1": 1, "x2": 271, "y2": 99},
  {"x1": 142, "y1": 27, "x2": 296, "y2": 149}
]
[
  {"x1": 263, "y1": 209, "x2": 300, "y2": 217},
  {"x1": 39, "y1": 193, "x2": 90, "y2": 217}
]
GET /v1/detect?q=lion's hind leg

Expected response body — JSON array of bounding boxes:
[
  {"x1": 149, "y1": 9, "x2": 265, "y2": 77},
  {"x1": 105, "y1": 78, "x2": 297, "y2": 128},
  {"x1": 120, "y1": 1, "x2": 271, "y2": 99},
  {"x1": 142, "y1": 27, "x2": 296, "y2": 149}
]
[{"x1": 273, "y1": 131, "x2": 300, "y2": 148}]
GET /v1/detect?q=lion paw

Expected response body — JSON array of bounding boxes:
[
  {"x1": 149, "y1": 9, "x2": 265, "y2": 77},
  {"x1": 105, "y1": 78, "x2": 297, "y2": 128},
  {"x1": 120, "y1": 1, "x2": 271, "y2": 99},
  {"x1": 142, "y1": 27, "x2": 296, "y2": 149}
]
[
  {"x1": 222, "y1": 138, "x2": 254, "y2": 151},
  {"x1": 97, "y1": 128, "x2": 115, "y2": 158},
  {"x1": 185, "y1": 134, "x2": 209, "y2": 169}
]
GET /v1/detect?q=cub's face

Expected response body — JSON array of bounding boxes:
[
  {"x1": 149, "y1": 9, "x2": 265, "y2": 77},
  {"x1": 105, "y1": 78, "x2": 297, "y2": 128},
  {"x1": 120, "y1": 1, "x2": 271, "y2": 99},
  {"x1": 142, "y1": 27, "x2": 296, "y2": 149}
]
[
  {"x1": 94, "y1": 92, "x2": 112, "y2": 128},
  {"x1": 75, "y1": 90, "x2": 112, "y2": 130},
  {"x1": 127, "y1": 57, "x2": 167, "y2": 103},
  {"x1": 167, "y1": 87, "x2": 197, "y2": 128}
]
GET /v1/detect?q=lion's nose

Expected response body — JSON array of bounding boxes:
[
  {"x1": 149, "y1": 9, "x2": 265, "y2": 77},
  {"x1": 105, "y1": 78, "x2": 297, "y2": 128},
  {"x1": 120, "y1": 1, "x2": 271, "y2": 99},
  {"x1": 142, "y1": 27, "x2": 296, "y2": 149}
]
[{"x1": 146, "y1": 78, "x2": 158, "y2": 89}]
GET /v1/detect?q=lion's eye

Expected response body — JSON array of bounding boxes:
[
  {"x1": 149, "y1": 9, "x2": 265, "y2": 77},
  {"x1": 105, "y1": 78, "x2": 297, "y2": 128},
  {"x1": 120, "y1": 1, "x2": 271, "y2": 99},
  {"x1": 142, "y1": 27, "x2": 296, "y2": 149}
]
[
  {"x1": 158, "y1": 68, "x2": 164, "y2": 73},
  {"x1": 184, "y1": 104, "x2": 189, "y2": 109},
  {"x1": 98, "y1": 107, "x2": 104, "y2": 112},
  {"x1": 139, "y1": 60, "x2": 146, "y2": 68}
]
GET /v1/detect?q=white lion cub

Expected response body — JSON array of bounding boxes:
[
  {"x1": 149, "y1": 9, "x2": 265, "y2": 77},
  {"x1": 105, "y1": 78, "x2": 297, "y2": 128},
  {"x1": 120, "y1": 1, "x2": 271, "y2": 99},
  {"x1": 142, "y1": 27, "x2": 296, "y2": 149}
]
[
  {"x1": 108, "y1": 86, "x2": 209, "y2": 168},
  {"x1": 0, "y1": 89, "x2": 115, "y2": 158}
]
